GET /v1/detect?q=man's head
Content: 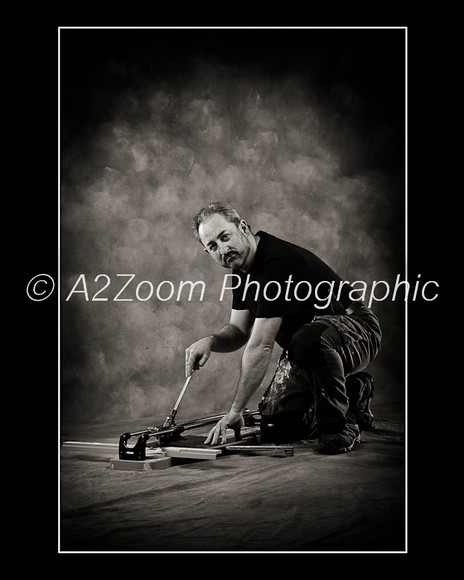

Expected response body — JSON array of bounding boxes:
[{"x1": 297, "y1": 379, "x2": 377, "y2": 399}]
[{"x1": 193, "y1": 201, "x2": 256, "y2": 271}]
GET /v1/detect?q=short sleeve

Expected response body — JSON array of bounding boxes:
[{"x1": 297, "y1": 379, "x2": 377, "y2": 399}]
[
  {"x1": 254, "y1": 259, "x2": 305, "y2": 318},
  {"x1": 232, "y1": 285, "x2": 249, "y2": 310}
]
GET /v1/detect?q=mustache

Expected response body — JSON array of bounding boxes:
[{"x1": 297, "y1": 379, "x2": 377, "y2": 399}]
[{"x1": 224, "y1": 250, "x2": 238, "y2": 262}]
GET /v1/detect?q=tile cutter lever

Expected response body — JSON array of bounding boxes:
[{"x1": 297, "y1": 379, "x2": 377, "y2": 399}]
[{"x1": 161, "y1": 371, "x2": 196, "y2": 429}]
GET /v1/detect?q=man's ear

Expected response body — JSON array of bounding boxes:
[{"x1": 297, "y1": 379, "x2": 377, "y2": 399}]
[{"x1": 240, "y1": 219, "x2": 249, "y2": 235}]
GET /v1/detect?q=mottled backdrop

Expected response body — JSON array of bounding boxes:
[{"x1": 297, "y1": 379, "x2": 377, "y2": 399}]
[{"x1": 60, "y1": 28, "x2": 405, "y2": 426}]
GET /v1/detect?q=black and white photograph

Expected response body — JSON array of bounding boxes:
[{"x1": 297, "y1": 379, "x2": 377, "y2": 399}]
[{"x1": 54, "y1": 25, "x2": 416, "y2": 554}]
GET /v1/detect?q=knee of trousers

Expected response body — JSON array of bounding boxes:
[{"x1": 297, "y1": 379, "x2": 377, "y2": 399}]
[{"x1": 287, "y1": 322, "x2": 330, "y2": 369}]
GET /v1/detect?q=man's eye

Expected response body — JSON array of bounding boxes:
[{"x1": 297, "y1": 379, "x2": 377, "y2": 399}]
[{"x1": 209, "y1": 245, "x2": 217, "y2": 252}]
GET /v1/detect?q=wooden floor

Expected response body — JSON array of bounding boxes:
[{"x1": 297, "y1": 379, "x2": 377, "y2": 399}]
[{"x1": 59, "y1": 402, "x2": 405, "y2": 553}]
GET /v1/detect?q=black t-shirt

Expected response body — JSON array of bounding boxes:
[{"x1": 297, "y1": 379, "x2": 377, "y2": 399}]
[{"x1": 231, "y1": 231, "x2": 353, "y2": 349}]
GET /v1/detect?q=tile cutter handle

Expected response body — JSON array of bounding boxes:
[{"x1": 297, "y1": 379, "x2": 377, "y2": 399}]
[{"x1": 162, "y1": 368, "x2": 197, "y2": 428}]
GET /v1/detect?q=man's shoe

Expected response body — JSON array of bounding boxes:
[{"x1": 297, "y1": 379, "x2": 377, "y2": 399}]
[
  {"x1": 318, "y1": 424, "x2": 361, "y2": 454},
  {"x1": 346, "y1": 372, "x2": 374, "y2": 431}
]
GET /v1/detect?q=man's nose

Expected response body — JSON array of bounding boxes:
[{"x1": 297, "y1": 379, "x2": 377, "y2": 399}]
[{"x1": 218, "y1": 242, "x2": 230, "y2": 255}]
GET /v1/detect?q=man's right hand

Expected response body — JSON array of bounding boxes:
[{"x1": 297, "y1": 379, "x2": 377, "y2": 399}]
[{"x1": 185, "y1": 336, "x2": 214, "y2": 377}]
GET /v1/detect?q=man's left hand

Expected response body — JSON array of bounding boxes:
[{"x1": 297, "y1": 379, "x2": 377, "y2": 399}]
[{"x1": 204, "y1": 411, "x2": 244, "y2": 446}]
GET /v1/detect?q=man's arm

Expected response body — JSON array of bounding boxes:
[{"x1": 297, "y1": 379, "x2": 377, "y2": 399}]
[
  {"x1": 185, "y1": 309, "x2": 254, "y2": 377},
  {"x1": 204, "y1": 316, "x2": 283, "y2": 445}
]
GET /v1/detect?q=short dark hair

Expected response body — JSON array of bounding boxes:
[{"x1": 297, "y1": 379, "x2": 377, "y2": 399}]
[{"x1": 192, "y1": 201, "x2": 243, "y2": 241}]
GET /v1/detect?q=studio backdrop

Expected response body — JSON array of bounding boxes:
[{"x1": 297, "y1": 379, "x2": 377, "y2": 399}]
[{"x1": 60, "y1": 28, "x2": 406, "y2": 427}]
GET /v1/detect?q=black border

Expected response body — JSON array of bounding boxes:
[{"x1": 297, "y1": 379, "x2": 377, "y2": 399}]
[{"x1": 15, "y1": 15, "x2": 450, "y2": 567}]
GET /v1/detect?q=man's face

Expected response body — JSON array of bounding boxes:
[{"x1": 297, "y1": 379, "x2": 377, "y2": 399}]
[{"x1": 198, "y1": 214, "x2": 252, "y2": 271}]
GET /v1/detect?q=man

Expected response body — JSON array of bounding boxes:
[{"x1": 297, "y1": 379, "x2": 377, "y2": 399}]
[{"x1": 185, "y1": 201, "x2": 382, "y2": 454}]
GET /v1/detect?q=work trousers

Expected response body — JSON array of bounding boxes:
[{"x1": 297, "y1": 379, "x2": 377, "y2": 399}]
[
  {"x1": 287, "y1": 303, "x2": 382, "y2": 434},
  {"x1": 259, "y1": 303, "x2": 382, "y2": 441}
]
